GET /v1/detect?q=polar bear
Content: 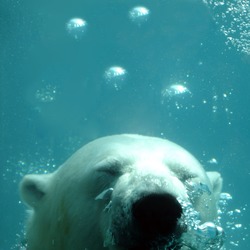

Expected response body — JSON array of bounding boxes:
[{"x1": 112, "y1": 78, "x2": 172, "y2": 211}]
[{"x1": 19, "y1": 134, "x2": 223, "y2": 250}]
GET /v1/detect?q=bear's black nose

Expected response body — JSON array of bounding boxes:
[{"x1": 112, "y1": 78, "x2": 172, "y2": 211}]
[{"x1": 132, "y1": 193, "x2": 182, "y2": 239}]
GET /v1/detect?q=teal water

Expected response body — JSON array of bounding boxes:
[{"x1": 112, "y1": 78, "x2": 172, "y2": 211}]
[{"x1": 0, "y1": 0, "x2": 249, "y2": 249}]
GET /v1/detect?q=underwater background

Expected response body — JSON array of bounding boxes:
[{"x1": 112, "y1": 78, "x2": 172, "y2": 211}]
[{"x1": 0, "y1": 0, "x2": 249, "y2": 249}]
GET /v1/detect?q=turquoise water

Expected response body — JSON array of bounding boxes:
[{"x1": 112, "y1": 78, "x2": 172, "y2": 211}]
[{"x1": 0, "y1": 0, "x2": 249, "y2": 249}]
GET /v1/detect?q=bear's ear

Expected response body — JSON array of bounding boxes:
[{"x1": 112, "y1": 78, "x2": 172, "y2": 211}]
[
  {"x1": 19, "y1": 174, "x2": 51, "y2": 209},
  {"x1": 206, "y1": 171, "x2": 223, "y2": 201}
]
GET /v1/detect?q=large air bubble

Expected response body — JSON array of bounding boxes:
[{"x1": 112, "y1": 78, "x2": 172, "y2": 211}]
[
  {"x1": 129, "y1": 6, "x2": 150, "y2": 26},
  {"x1": 66, "y1": 17, "x2": 88, "y2": 40},
  {"x1": 104, "y1": 66, "x2": 127, "y2": 90}
]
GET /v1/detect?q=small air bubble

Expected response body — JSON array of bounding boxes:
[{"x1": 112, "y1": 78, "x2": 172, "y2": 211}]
[
  {"x1": 66, "y1": 18, "x2": 88, "y2": 39},
  {"x1": 220, "y1": 193, "x2": 233, "y2": 200}
]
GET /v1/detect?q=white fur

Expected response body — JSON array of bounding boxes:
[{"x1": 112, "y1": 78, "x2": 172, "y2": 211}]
[{"x1": 19, "y1": 134, "x2": 222, "y2": 250}]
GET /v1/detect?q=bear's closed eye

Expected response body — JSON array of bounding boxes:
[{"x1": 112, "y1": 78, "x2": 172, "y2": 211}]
[
  {"x1": 97, "y1": 166, "x2": 122, "y2": 176},
  {"x1": 177, "y1": 172, "x2": 198, "y2": 182},
  {"x1": 96, "y1": 160, "x2": 124, "y2": 177}
]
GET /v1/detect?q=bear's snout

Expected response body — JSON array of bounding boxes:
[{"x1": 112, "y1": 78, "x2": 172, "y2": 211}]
[
  {"x1": 110, "y1": 192, "x2": 184, "y2": 249},
  {"x1": 132, "y1": 193, "x2": 183, "y2": 239}
]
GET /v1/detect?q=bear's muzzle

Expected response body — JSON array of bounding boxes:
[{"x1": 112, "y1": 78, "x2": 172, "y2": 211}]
[
  {"x1": 129, "y1": 193, "x2": 183, "y2": 249},
  {"x1": 132, "y1": 193, "x2": 182, "y2": 239},
  {"x1": 110, "y1": 192, "x2": 184, "y2": 250}
]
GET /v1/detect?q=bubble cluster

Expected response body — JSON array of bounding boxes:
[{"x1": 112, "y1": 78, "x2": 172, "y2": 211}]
[
  {"x1": 2, "y1": 153, "x2": 57, "y2": 185},
  {"x1": 204, "y1": 0, "x2": 250, "y2": 55},
  {"x1": 218, "y1": 193, "x2": 248, "y2": 248},
  {"x1": 177, "y1": 181, "x2": 248, "y2": 249},
  {"x1": 35, "y1": 84, "x2": 57, "y2": 103},
  {"x1": 11, "y1": 231, "x2": 27, "y2": 250},
  {"x1": 178, "y1": 199, "x2": 225, "y2": 249},
  {"x1": 104, "y1": 66, "x2": 127, "y2": 90},
  {"x1": 129, "y1": 6, "x2": 150, "y2": 25},
  {"x1": 174, "y1": 180, "x2": 227, "y2": 249},
  {"x1": 211, "y1": 88, "x2": 234, "y2": 125},
  {"x1": 178, "y1": 198, "x2": 201, "y2": 230},
  {"x1": 66, "y1": 17, "x2": 88, "y2": 39}
]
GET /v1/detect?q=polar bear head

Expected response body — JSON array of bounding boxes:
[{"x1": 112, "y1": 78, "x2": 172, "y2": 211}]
[{"x1": 20, "y1": 134, "x2": 223, "y2": 250}]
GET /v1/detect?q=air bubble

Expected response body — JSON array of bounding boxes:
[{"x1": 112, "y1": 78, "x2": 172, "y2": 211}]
[
  {"x1": 235, "y1": 224, "x2": 242, "y2": 228},
  {"x1": 161, "y1": 82, "x2": 193, "y2": 110},
  {"x1": 162, "y1": 83, "x2": 191, "y2": 98},
  {"x1": 220, "y1": 192, "x2": 233, "y2": 200},
  {"x1": 161, "y1": 83, "x2": 191, "y2": 101},
  {"x1": 207, "y1": 158, "x2": 218, "y2": 164},
  {"x1": 196, "y1": 222, "x2": 224, "y2": 240},
  {"x1": 104, "y1": 66, "x2": 127, "y2": 90},
  {"x1": 129, "y1": 6, "x2": 150, "y2": 25},
  {"x1": 66, "y1": 18, "x2": 87, "y2": 39}
]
